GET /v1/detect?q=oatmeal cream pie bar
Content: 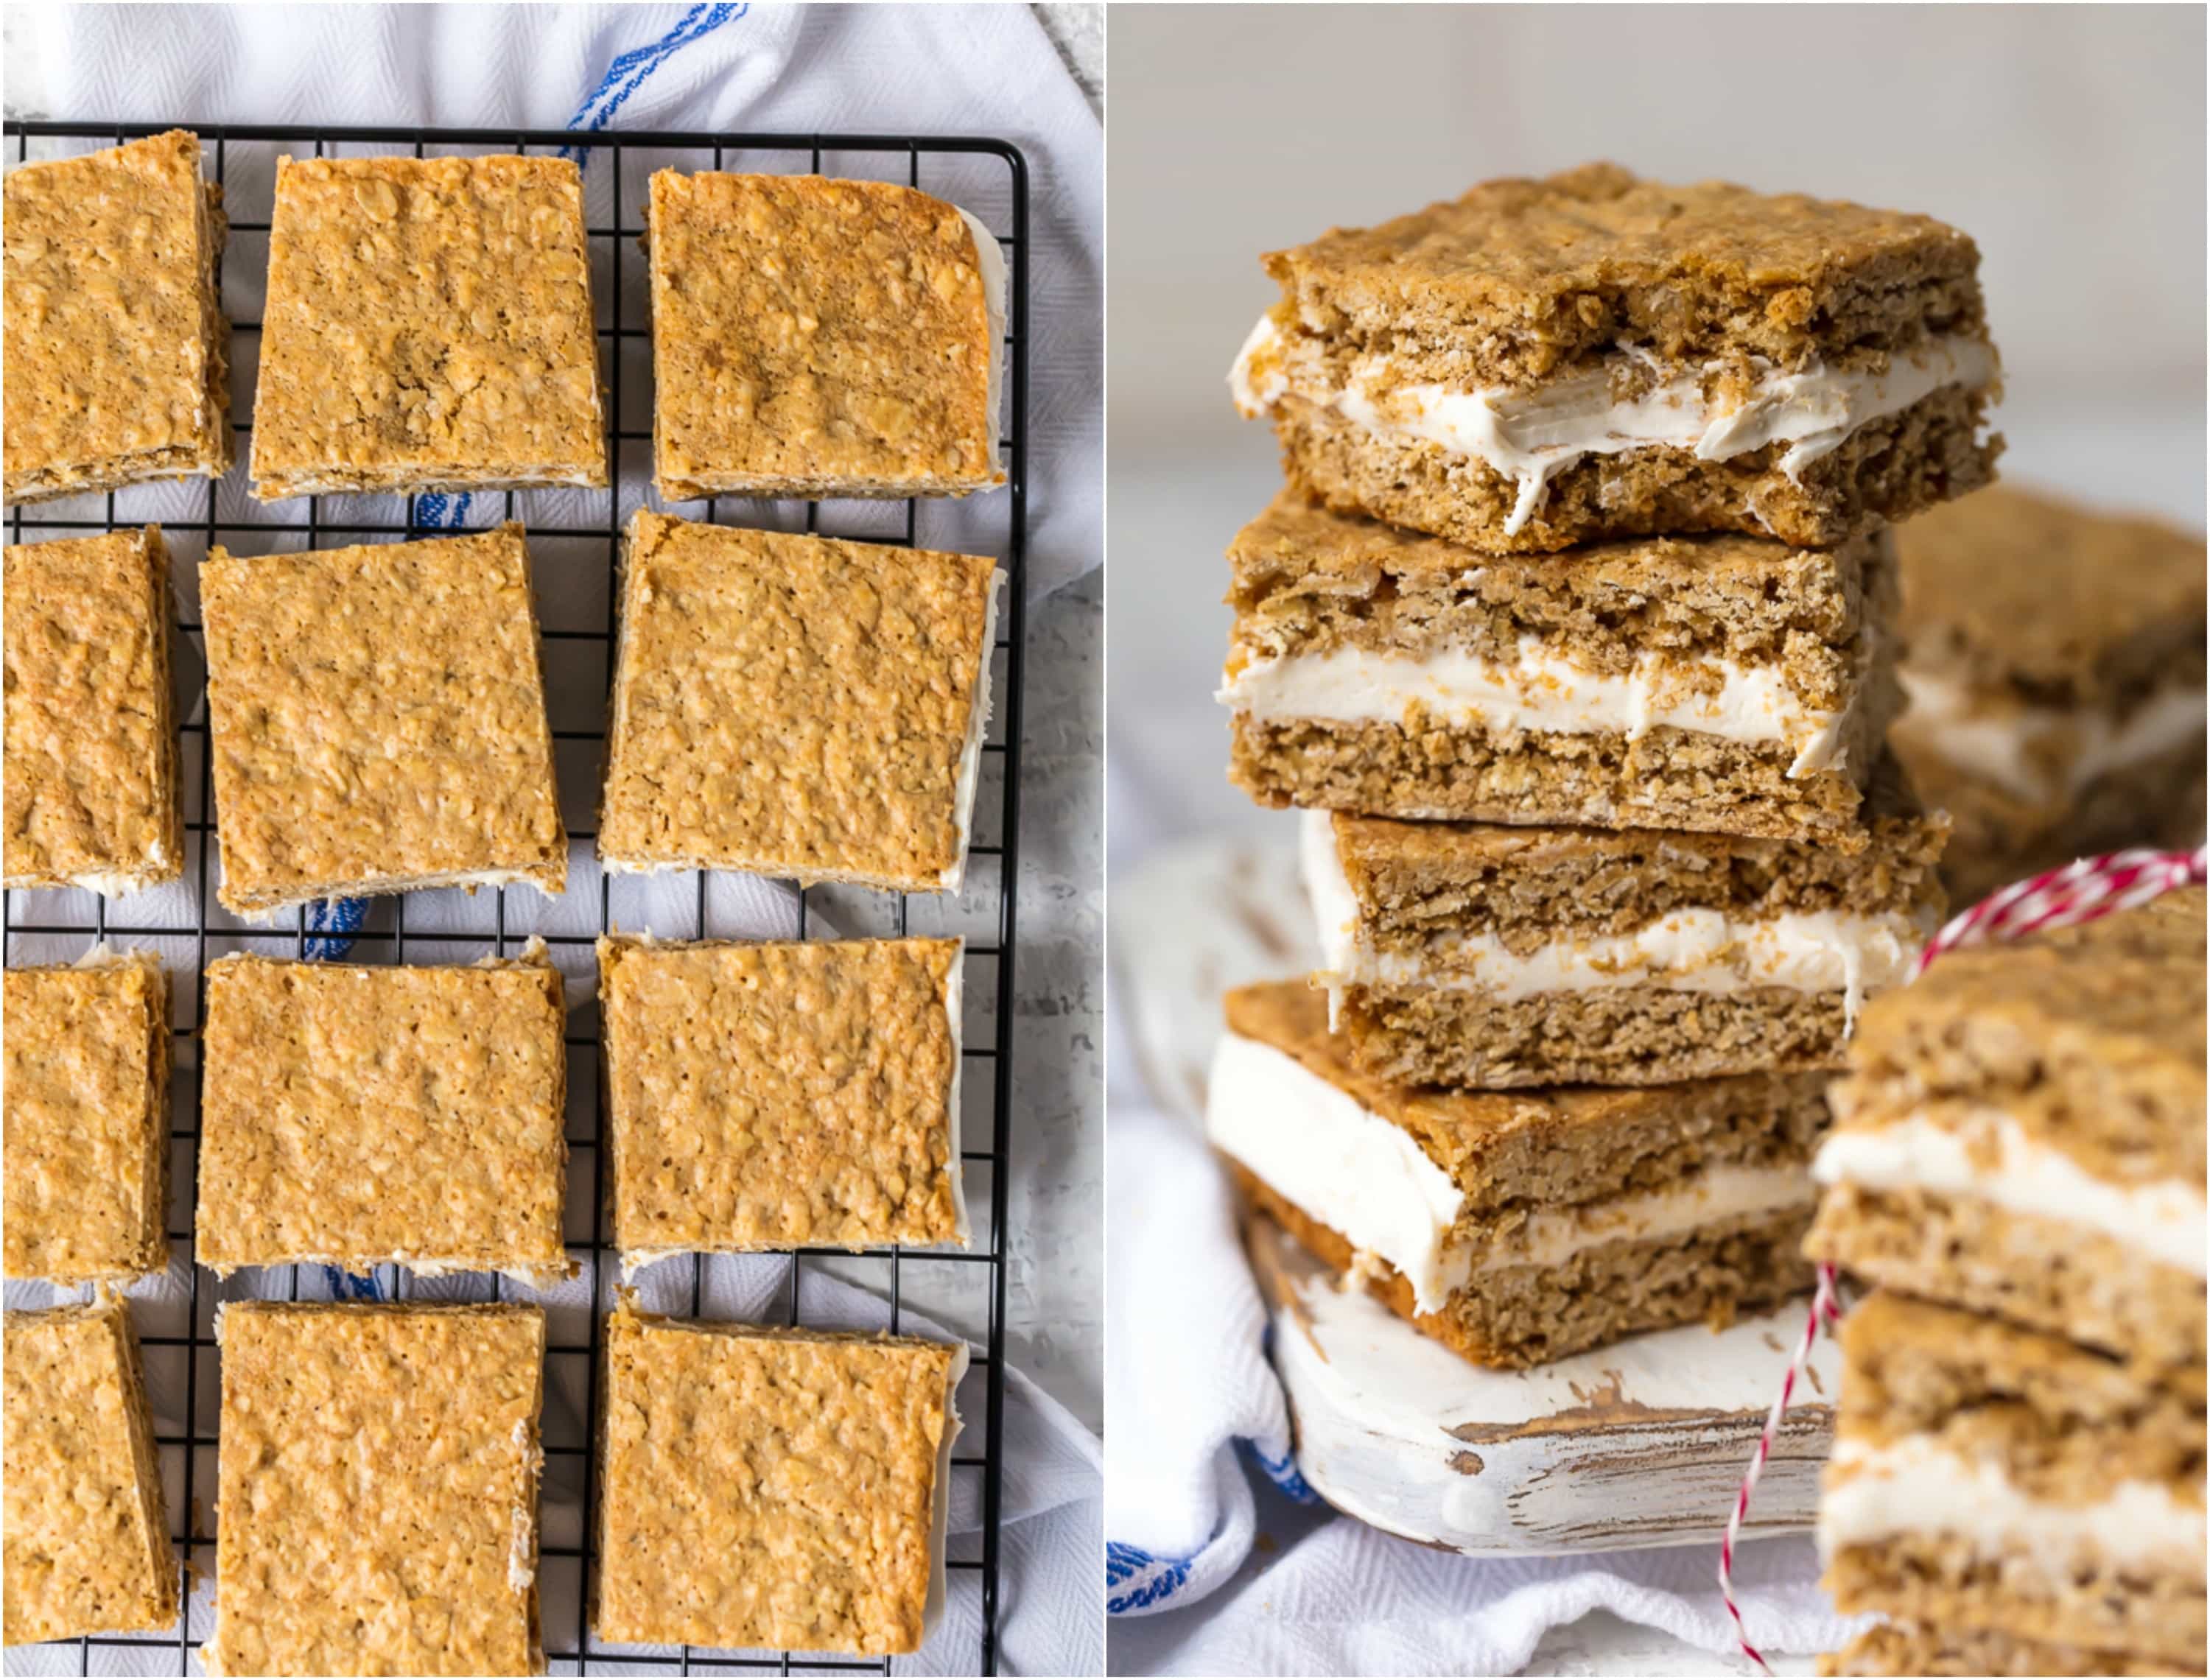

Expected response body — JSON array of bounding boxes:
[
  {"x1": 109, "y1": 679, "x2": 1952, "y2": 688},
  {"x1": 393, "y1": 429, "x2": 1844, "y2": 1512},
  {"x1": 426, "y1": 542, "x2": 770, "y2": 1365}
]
[
  {"x1": 4, "y1": 527, "x2": 183, "y2": 896},
  {"x1": 1818, "y1": 1293, "x2": 2206, "y2": 1673},
  {"x1": 3, "y1": 948, "x2": 169, "y2": 1286},
  {"x1": 599, "y1": 935, "x2": 967, "y2": 1273},
  {"x1": 1820, "y1": 1625, "x2": 2185, "y2": 1678},
  {"x1": 599, "y1": 510, "x2": 998, "y2": 892},
  {"x1": 1223, "y1": 491, "x2": 1900, "y2": 846},
  {"x1": 646, "y1": 170, "x2": 1005, "y2": 500},
  {"x1": 203, "y1": 1303, "x2": 545, "y2": 1679},
  {"x1": 201, "y1": 524, "x2": 566, "y2": 915},
  {"x1": 250, "y1": 153, "x2": 605, "y2": 498},
  {"x1": 4, "y1": 1296, "x2": 176, "y2": 1645},
  {"x1": 3, "y1": 130, "x2": 231, "y2": 505},
  {"x1": 1806, "y1": 886, "x2": 2206, "y2": 1372},
  {"x1": 195, "y1": 949, "x2": 569, "y2": 1285},
  {"x1": 1303, "y1": 773, "x2": 1946, "y2": 1089},
  {"x1": 594, "y1": 1298, "x2": 965, "y2": 1657},
  {"x1": 1890, "y1": 483, "x2": 2206, "y2": 905},
  {"x1": 1231, "y1": 164, "x2": 1999, "y2": 553},
  {"x1": 1208, "y1": 983, "x2": 1827, "y2": 1367}
]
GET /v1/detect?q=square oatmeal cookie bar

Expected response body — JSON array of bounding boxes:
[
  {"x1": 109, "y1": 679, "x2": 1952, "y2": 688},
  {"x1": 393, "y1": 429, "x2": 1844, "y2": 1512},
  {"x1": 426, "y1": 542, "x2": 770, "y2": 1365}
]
[
  {"x1": 1303, "y1": 762, "x2": 1946, "y2": 1089},
  {"x1": 599, "y1": 934, "x2": 966, "y2": 1270},
  {"x1": 599, "y1": 510, "x2": 997, "y2": 891},
  {"x1": 1819, "y1": 1293, "x2": 2205, "y2": 1672},
  {"x1": 204, "y1": 1303, "x2": 544, "y2": 1678},
  {"x1": 3, "y1": 130, "x2": 231, "y2": 505},
  {"x1": 1821, "y1": 1625, "x2": 2186, "y2": 1677},
  {"x1": 1232, "y1": 164, "x2": 1999, "y2": 553},
  {"x1": 594, "y1": 1298, "x2": 964, "y2": 1656},
  {"x1": 1890, "y1": 483, "x2": 2207, "y2": 905},
  {"x1": 4, "y1": 1296, "x2": 176, "y2": 1645},
  {"x1": 1223, "y1": 490, "x2": 1901, "y2": 846},
  {"x1": 4, "y1": 527, "x2": 183, "y2": 895},
  {"x1": 250, "y1": 153, "x2": 605, "y2": 498},
  {"x1": 201, "y1": 524, "x2": 566, "y2": 914},
  {"x1": 2, "y1": 948, "x2": 169, "y2": 1285},
  {"x1": 646, "y1": 170, "x2": 1005, "y2": 499},
  {"x1": 1808, "y1": 886, "x2": 2206, "y2": 1372},
  {"x1": 195, "y1": 949, "x2": 569, "y2": 1284},
  {"x1": 1210, "y1": 983, "x2": 1828, "y2": 1368}
]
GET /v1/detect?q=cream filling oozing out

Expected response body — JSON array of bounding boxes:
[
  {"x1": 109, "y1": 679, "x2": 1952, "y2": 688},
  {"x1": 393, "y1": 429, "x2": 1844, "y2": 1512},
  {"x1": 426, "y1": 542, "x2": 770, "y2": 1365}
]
[
  {"x1": 1220, "y1": 635, "x2": 1858, "y2": 777},
  {"x1": 1898, "y1": 669, "x2": 2208, "y2": 806},
  {"x1": 1813, "y1": 1108, "x2": 2209, "y2": 1277},
  {"x1": 1300, "y1": 813, "x2": 1925, "y2": 1030},
  {"x1": 1820, "y1": 1434, "x2": 2207, "y2": 1575},
  {"x1": 956, "y1": 208, "x2": 1009, "y2": 477},
  {"x1": 1230, "y1": 315, "x2": 1999, "y2": 535},
  {"x1": 1205, "y1": 1029, "x2": 1814, "y2": 1313}
]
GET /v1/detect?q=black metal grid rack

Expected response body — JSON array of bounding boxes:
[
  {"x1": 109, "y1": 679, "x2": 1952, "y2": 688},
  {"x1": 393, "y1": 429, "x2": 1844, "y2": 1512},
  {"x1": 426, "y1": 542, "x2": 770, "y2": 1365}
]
[{"x1": 1, "y1": 121, "x2": 1028, "y2": 1678}]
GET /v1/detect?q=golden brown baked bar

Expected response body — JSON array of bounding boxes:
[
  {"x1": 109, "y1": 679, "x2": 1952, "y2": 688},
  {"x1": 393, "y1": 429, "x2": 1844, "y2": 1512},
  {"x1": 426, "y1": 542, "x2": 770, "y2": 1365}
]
[
  {"x1": 1222, "y1": 491, "x2": 1904, "y2": 848},
  {"x1": 201, "y1": 524, "x2": 566, "y2": 915},
  {"x1": 1308, "y1": 766, "x2": 1948, "y2": 1089},
  {"x1": 1891, "y1": 484, "x2": 2207, "y2": 905},
  {"x1": 645, "y1": 170, "x2": 1004, "y2": 500},
  {"x1": 3, "y1": 130, "x2": 231, "y2": 505},
  {"x1": 1821, "y1": 1623, "x2": 2189, "y2": 1676},
  {"x1": 599, "y1": 934, "x2": 966, "y2": 1270},
  {"x1": 203, "y1": 1302, "x2": 545, "y2": 1678},
  {"x1": 1820, "y1": 1292, "x2": 2205, "y2": 1671},
  {"x1": 3, "y1": 1296, "x2": 176, "y2": 1645},
  {"x1": 593, "y1": 1298, "x2": 964, "y2": 1656},
  {"x1": 2, "y1": 948, "x2": 169, "y2": 1284},
  {"x1": 3, "y1": 527, "x2": 183, "y2": 895},
  {"x1": 598, "y1": 510, "x2": 997, "y2": 891},
  {"x1": 1808, "y1": 886, "x2": 2206, "y2": 1373},
  {"x1": 195, "y1": 949, "x2": 569, "y2": 1284},
  {"x1": 1209, "y1": 982, "x2": 1827, "y2": 1367},
  {"x1": 250, "y1": 153, "x2": 605, "y2": 498},
  {"x1": 1232, "y1": 164, "x2": 2000, "y2": 552}
]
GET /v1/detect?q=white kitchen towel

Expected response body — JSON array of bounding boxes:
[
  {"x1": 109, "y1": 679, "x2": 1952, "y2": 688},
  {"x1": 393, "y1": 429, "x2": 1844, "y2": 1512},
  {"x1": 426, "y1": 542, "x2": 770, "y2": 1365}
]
[
  {"x1": 25, "y1": 1, "x2": 1103, "y2": 603},
  {"x1": 1103, "y1": 915, "x2": 1856, "y2": 1675}
]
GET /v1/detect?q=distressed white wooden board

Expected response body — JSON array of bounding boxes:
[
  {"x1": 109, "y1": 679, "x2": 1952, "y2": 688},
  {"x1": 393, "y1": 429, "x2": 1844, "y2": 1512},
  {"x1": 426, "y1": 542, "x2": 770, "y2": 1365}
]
[
  {"x1": 1249, "y1": 1214, "x2": 1838, "y2": 1556},
  {"x1": 1117, "y1": 830, "x2": 1837, "y2": 1556}
]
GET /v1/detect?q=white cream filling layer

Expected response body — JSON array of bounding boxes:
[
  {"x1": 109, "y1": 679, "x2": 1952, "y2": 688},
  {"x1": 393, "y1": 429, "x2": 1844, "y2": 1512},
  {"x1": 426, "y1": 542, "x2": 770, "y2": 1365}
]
[
  {"x1": 1301, "y1": 812, "x2": 1922, "y2": 1029},
  {"x1": 1814, "y1": 1108, "x2": 2209, "y2": 1277},
  {"x1": 1206, "y1": 1029, "x2": 1814, "y2": 1312},
  {"x1": 956, "y1": 208, "x2": 1008, "y2": 477},
  {"x1": 1221, "y1": 635, "x2": 1852, "y2": 776},
  {"x1": 1898, "y1": 669, "x2": 2208, "y2": 806},
  {"x1": 1820, "y1": 1435, "x2": 2207, "y2": 1575},
  {"x1": 1207, "y1": 1030, "x2": 1466, "y2": 1311},
  {"x1": 1232, "y1": 315, "x2": 1998, "y2": 536},
  {"x1": 940, "y1": 569, "x2": 1003, "y2": 893}
]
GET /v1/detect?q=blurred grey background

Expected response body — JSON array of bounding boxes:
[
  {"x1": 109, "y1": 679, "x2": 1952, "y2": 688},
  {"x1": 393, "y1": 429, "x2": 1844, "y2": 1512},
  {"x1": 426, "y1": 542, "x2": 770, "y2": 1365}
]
[{"x1": 1108, "y1": 2, "x2": 2209, "y2": 862}]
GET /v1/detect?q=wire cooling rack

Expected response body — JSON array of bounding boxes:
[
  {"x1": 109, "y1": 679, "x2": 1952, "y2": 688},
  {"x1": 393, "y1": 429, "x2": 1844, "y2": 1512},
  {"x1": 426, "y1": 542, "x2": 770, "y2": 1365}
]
[{"x1": 2, "y1": 121, "x2": 1028, "y2": 1678}]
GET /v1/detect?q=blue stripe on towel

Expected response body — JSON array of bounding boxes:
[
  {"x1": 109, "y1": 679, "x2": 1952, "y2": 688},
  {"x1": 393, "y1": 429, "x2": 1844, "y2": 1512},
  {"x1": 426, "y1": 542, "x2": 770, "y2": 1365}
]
[
  {"x1": 1106, "y1": 1540, "x2": 1195, "y2": 1614},
  {"x1": 301, "y1": 896, "x2": 367, "y2": 962},
  {"x1": 564, "y1": 4, "x2": 749, "y2": 159}
]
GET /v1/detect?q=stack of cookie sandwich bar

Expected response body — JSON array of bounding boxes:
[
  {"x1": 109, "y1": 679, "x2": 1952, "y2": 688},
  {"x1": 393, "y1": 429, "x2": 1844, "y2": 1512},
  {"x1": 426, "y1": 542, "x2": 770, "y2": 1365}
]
[
  {"x1": 1806, "y1": 888, "x2": 2206, "y2": 1677},
  {"x1": 1207, "y1": 164, "x2": 1997, "y2": 1371}
]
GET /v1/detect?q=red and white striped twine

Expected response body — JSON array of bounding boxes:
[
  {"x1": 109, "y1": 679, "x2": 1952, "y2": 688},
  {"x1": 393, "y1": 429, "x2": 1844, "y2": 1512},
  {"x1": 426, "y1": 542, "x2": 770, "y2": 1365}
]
[{"x1": 1716, "y1": 845, "x2": 2209, "y2": 1672}]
